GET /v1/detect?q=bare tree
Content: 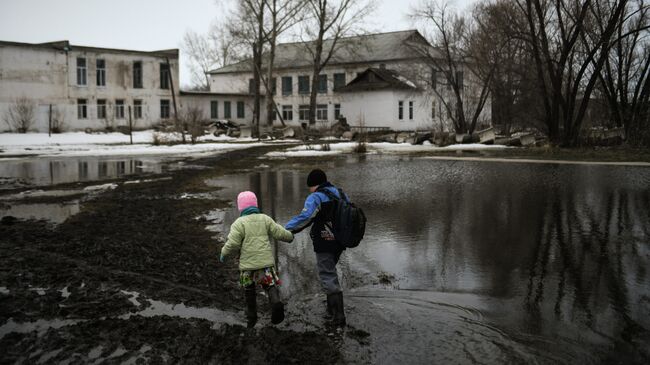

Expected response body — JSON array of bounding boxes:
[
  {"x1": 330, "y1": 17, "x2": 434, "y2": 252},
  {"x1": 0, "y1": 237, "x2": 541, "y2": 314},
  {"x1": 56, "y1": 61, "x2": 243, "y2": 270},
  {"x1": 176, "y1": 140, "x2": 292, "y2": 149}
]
[
  {"x1": 229, "y1": 0, "x2": 267, "y2": 135},
  {"x1": 179, "y1": 104, "x2": 209, "y2": 144},
  {"x1": 516, "y1": 0, "x2": 629, "y2": 146},
  {"x1": 262, "y1": 0, "x2": 307, "y2": 126},
  {"x1": 3, "y1": 96, "x2": 35, "y2": 133},
  {"x1": 300, "y1": 0, "x2": 377, "y2": 126},
  {"x1": 50, "y1": 105, "x2": 66, "y2": 133},
  {"x1": 409, "y1": 1, "x2": 494, "y2": 135},
  {"x1": 471, "y1": 0, "x2": 543, "y2": 134},
  {"x1": 597, "y1": 0, "x2": 650, "y2": 145},
  {"x1": 182, "y1": 25, "x2": 238, "y2": 90}
]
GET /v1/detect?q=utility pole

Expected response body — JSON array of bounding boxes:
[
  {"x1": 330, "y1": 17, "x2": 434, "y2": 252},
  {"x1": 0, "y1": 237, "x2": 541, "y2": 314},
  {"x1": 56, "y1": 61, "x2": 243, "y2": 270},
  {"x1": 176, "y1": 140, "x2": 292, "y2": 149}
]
[{"x1": 128, "y1": 105, "x2": 133, "y2": 145}]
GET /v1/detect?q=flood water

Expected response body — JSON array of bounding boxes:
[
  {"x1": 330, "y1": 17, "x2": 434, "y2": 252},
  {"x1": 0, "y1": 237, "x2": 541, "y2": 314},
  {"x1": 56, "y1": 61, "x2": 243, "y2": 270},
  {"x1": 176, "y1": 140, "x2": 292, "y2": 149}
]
[
  {"x1": 210, "y1": 155, "x2": 650, "y2": 364},
  {"x1": 0, "y1": 157, "x2": 165, "y2": 189}
]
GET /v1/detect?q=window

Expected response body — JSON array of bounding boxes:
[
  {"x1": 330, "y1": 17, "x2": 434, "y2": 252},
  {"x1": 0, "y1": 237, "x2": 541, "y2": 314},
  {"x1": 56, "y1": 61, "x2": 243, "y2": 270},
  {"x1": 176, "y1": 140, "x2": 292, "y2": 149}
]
[
  {"x1": 318, "y1": 74, "x2": 327, "y2": 94},
  {"x1": 333, "y1": 73, "x2": 346, "y2": 90},
  {"x1": 134, "y1": 99, "x2": 143, "y2": 119},
  {"x1": 160, "y1": 99, "x2": 170, "y2": 119},
  {"x1": 115, "y1": 99, "x2": 125, "y2": 119},
  {"x1": 281, "y1": 76, "x2": 292, "y2": 96},
  {"x1": 78, "y1": 162, "x2": 89, "y2": 180},
  {"x1": 160, "y1": 63, "x2": 170, "y2": 89},
  {"x1": 133, "y1": 61, "x2": 143, "y2": 88},
  {"x1": 96, "y1": 59, "x2": 106, "y2": 86},
  {"x1": 237, "y1": 101, "x2": 245, "y2": 118},
  {"x1": 224, "y1": 101, "x2": 231, "y2": 118},
  {"x1": 282, "y1": 105, "x2": 293, "y2": 121},
  {"x1": 298, "y1": 75, "x2": 310, "y2": 95},
  {"x1": 211, "y1": 101, "x2": 218, "y2": 119},
  {"x1": 398, "y1": 101, "x2": 404, "y2": 120},
  {"x1": 298, "y1": 104, "x2": 310, "y2": 121},
  {"x1": 76, "y1": 57, "x2": 87, "y2": 85},
  {"x1": 431, "y1": 69, "x2": 437, "y2": 90},
  {"x1": 431, "y1": 101, "x2": 436, "y2": 119},
  {"x1": 409, "y1": 101, "x2": 414, "y2": 120},
  {"x1": 77, "y1": 99, "x2": 87, "y2": 119},
  {"x1": 97, "y1": 99, "x2": 106, "y2": 119},
  {"x1": 456, "y1": 71, "x2": 464, "y2": 90},
  {"x1": 249, "y1": 78, "x2": 255, "y2": 94},
  {"x1": 334, "y1": 104, "x2": 341, "y2": 119},
  {"x1": 316, "y1": 104, "x2": 328, "y2": 121}
]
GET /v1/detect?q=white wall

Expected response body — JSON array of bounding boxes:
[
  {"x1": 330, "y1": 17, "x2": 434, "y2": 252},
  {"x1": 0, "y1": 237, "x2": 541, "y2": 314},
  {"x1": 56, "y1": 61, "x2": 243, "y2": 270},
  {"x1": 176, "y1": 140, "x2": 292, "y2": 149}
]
[
  {"x1": 343, "y1": 90, "x2": 437, "y2": 131},
  {"x1": 0, "y1": 43, "x2": 180, "y2": 132},
  {"x1": 210, "y1": 61, "x2": 407, "y2": 128}
]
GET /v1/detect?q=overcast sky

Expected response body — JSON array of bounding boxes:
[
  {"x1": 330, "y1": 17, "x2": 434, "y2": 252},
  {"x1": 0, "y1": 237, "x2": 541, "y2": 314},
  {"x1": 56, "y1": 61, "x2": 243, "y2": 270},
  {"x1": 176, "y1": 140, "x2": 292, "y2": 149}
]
[{"x1": 0, "y1": 0, "x2": 476, "y2": 88}]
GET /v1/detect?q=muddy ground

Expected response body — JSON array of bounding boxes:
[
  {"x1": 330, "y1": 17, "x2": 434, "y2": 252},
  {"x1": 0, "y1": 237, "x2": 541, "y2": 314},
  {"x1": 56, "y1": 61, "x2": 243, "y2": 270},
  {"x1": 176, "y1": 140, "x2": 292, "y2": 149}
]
[{"x1": 0, "y1": 146, "x2": 352, "y2": 364}]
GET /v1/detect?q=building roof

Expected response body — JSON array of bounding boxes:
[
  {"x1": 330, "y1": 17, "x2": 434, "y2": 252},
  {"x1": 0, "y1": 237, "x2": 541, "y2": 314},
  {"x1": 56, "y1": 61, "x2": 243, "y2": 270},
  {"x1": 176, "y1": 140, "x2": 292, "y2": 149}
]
[
  {"x1": 0, "y1": 40, "x2": 179, "y2": 58},
  {"x1": 336, "y1": 67, "x2": 418, "y2": 92},
  {"x1": 208, "y1": 30, "x2": 432, "y2": 75}
]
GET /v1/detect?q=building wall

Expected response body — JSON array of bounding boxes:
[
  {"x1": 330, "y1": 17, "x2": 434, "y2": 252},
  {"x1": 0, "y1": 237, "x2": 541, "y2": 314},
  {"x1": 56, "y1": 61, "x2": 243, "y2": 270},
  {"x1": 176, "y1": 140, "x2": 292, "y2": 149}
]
[
  {"x1": 210, "y1": 59, "x2": 492, "y2": 131},
  {"x1": 343, "y1": 90, "x2": 436, "y2": 131},
  {"x1": 0, "y1": 44, "x2": 68, "y2": 132},
  {"x1": 179, "y1": 94, "x2": 253, "y2": 125},
  {"x1": 65, "y1": 50, "x2": 179, "y2": 131},
  {"x1": 0, "y1": 42, "x2": 179, "y2": 133},
  {"x1": 210, "y1": 61, "x2": 406, "y2": 128}
]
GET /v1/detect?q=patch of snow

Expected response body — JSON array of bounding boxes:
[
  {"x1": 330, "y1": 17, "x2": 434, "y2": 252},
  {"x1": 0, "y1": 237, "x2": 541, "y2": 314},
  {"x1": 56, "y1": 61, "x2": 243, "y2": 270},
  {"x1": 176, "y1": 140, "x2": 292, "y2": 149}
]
[
  {"x1": 87, "y1": 346, "x2": 104, "y2": 360},
  {"x1": 395, "y1": 75, "x2": 417, "y2": 88},
  {"x1": 123, "y1": 176, "x2": 173, "y2": 185},
  {"x1": 120, "y1": 298, "x2": 242, "y2": 326},
  {"x1": 59, "y1": 286, "x2": 71, "y2": 298},
  {"x1": 83, "y1": 183, "x2": 117, "y2": 191},
  {"x1": 267, "y1": 150, "x2": 344, "y2": 157},
  {"x1": 0, "y1": 189, "x2": 85, "y2": 201},
  {"x1": 37, "y1": 349, "x2": 63, "y2": 364},
  {"x1": 265, "y1": 142, "x2": 511, "y2": 157},
  {"x1": 29, "y1": 287, "x2": 47, "y2": 296},
  {"x1": 0, "y1": 318, "x2": 82, "y2": 339},
  {"x1": 120, "y1": 290, "x2": 141, "y2": 307},
  {"x1": 107, "y1": 348, "x2": 128, "y2": 358},
  {"x1": 0, "y1": 130, "x2": 265, "y2": 158},
  {"x1": 0, "y1": 287, "x2": 9, "y2": 295}
]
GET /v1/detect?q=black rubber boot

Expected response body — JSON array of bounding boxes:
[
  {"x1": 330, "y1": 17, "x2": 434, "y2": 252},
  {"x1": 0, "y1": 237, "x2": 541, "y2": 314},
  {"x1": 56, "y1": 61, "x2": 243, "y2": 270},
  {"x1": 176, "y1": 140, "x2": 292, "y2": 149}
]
[
  {"x1": 244, "y1": 286, "x2": 257, "y2": 328},
  {"x1": 324, "y1": 298, "x2": 333, "y2": 319},
  {"x1": 327, "y1": 292, "x2": 346, "y2": 327},
  {"x1": 266, "y1": 285, "x2": 285, "y2": 325}
]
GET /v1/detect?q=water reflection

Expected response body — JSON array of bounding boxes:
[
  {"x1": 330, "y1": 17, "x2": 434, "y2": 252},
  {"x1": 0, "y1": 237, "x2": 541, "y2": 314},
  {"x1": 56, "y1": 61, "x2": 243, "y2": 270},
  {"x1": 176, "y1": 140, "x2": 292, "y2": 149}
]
[
  {"x1": 0, "y1": 201, "x2": 80, "y2": 224},
  {"x1": 209, "y1": 156, "x2": 650, "y2": 361},
  {"x1": 0, "y1": 158, "x2": 163, "y2": 188}
]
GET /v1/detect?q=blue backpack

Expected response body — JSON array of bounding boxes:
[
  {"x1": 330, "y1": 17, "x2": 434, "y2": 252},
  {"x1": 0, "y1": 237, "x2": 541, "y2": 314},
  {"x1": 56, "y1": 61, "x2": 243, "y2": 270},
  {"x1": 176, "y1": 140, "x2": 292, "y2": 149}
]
[{"x1": 319, "y1": 188, "x2": 367, "y2": 248}]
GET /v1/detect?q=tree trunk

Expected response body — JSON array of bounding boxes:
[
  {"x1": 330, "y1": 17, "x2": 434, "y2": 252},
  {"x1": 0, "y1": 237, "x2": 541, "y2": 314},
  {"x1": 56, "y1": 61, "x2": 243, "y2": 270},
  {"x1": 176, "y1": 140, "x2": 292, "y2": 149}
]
[{"x1": 265, "y1": 7, "x2": 277, "y2": 126}]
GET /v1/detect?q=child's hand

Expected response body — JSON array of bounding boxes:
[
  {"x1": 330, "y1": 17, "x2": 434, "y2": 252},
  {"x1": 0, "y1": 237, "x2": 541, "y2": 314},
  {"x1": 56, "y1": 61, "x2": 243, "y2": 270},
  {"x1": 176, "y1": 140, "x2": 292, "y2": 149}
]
[{"x1": 219, "y1": 255, "x2": 226, "y2": 263}]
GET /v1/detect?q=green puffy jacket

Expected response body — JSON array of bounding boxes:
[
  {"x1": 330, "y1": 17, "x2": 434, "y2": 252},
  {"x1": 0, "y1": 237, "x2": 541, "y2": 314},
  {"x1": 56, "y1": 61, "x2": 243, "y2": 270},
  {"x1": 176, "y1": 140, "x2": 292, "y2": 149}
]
[{"x1": 221, "y1": 213, "x2": 293, "y2": 271}]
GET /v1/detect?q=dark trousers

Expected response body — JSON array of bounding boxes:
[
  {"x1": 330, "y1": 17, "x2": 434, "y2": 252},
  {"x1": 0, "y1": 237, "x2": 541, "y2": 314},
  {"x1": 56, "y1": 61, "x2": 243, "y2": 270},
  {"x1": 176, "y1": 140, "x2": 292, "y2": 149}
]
[{"x1": 316, "y1": 251, "x2": 342, "y2": 294}]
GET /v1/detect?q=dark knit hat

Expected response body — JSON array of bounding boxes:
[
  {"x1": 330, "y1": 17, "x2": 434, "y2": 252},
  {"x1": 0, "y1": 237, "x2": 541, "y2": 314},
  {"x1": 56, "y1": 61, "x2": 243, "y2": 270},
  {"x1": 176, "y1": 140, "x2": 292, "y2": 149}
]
[{"x1": 307, "y1": 169, "x2": 327, "y2": 187}]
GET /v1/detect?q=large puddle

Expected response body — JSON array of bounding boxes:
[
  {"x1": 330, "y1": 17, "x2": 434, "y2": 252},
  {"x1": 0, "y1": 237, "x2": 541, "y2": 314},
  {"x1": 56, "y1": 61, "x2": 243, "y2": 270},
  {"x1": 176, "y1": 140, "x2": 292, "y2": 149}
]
[
  {"x1": 208, "y1": 155, "x2": 650, "y2": 363},
  {"x1": 0, "y1": 156, "x2": 165, "y2": 189}
]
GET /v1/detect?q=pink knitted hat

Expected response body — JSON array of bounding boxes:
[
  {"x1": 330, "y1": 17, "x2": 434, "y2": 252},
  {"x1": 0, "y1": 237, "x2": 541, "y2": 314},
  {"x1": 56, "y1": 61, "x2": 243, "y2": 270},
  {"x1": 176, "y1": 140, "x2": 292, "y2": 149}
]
[{"x1": 237, "y1": 191, "x2": 258, "y2": 212}]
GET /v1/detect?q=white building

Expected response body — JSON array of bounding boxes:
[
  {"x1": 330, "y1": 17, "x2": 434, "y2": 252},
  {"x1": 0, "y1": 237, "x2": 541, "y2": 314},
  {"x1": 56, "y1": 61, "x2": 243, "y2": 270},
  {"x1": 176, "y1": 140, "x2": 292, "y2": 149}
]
[
  {"x1": 207, "y1": 30, "x2": 491, "y2": 132},
  {"x1": 0, "y1": 40, "x2": 180, "y2": 132}
]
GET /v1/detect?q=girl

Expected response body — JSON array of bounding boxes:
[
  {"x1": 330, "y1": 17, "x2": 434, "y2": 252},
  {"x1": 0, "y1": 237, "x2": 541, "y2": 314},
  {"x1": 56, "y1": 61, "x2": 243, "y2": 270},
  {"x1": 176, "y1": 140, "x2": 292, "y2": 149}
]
[{"x1": 220, "y1": 191, "x2": 294, "y2": 328}]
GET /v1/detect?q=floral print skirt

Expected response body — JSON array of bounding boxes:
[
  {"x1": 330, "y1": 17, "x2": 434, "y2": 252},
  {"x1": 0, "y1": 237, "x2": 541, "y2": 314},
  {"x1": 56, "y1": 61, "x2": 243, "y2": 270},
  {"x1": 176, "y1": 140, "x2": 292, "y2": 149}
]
[{"x1": 240, "y1": 266, "x2": 282, "y2": 289}]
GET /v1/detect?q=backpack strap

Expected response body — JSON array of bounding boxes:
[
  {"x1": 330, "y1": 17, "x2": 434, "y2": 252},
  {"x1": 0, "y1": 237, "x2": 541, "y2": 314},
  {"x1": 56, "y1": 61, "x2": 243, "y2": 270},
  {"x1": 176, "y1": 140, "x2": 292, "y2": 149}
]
[{"x1": 317, "y1": 187, "x2": 339, "y2": 202}]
